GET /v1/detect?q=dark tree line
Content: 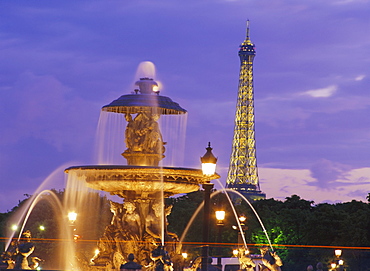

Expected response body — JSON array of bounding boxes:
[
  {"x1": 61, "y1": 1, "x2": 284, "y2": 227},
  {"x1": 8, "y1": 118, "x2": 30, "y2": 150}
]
[
  {"x1": 2, "y1": 190, "x2": 370, "y2": 270},
  {"x1": 167, "y1": 192, "x2": 370, "y2": 271}
]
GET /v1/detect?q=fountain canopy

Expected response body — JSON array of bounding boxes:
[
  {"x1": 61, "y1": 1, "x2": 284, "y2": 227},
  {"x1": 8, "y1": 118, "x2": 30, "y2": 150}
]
[{"x1": 102, "y1": 77, "x2": 187, "y2": 115}]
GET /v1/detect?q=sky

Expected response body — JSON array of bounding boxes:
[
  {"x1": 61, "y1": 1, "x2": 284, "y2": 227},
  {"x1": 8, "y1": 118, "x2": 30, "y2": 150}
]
[{"x1": 1, "y1": 0, "x2": 370, "y2": 212}]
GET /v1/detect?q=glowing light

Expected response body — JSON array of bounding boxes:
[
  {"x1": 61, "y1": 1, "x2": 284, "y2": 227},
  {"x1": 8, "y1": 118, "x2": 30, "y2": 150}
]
[
  {"x1": 11, "y1": 225, "x2": 18, "y2": 231},
  {"x1": 202, "y1": 163, "x2": 216, "y2": 176},
  {"x1": 239, "y1": 214, "x2": 247, "y2": 223},
  {"x1": 232, "y1": 249, "x2": 239, "y2": 257},
  {"x1": 68, "y1": 211, "x2": 77, "y2": 223},
  {"x1": 39, "y1": 225, "x2": 45, "y2": 231},
  {"x1": 182, "y1": 252, "x2": 188, "y2": 259},
  {"x1": 215, "y1": 210, "x2": 225, "y2": 222},
  {"x1": 335, "y1": 249, "x2": 342, "y2": 257},
  {"x1": 201, "y1": 142, "x2": 217, "y2": 176},
  {"x1": 153, "y1": 85, "x2": 159, "y2": 92}
]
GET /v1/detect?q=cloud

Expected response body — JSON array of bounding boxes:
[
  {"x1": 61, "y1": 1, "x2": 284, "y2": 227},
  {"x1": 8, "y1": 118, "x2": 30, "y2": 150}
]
[
  {"x1": 259, "y1": 166, "x2": 370, "y2": 204},
  {"x1": 301, "y1": 85, "x2": 337, "y2": 98},
  {"x1": 308, "y1": 159, "x2": 351, "y2": 189},
  {"x1": 355, "y1": 74, "x2": 366, "y2": 81},
  {"x1": 0, "y1": 71, "x2": 98, "y2": 152}
]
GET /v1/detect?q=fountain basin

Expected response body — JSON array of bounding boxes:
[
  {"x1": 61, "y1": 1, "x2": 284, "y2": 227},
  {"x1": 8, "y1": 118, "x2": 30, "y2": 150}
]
[{"x1": 65, "y1": 165, "x2": 219, "y2": 198}]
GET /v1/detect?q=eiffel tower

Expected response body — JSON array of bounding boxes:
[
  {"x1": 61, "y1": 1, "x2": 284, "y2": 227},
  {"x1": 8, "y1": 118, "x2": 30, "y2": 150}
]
[{"x1": 226, "y1": 21, "x2": 266, "y2": 202}]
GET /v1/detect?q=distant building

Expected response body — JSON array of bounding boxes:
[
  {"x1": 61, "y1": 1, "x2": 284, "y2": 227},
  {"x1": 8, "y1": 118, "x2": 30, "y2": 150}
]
[{"x1": 226, "y1": 21, "x2": 266, "y2": 202}]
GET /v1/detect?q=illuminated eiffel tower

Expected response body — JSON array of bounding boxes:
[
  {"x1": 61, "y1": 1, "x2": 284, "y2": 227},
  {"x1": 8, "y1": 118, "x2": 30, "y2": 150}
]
[{"x1": 226, "y1": 21, "x2": 266, "y2": 201}]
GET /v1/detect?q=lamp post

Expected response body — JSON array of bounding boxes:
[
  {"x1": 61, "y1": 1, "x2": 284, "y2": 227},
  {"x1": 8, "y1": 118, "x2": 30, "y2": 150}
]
[
  {"x1": 201, "y1": 142, "x2": 218, "y2": 271},
  {"x1": 237, "y1": 214, "x2": 247, "y2": 249},
  {"x1": 215, "y1": 210, "x2": 225, "y2": 269},
  {"x1": 334, "y1": 249, "x2": 344, "y2": 271}
]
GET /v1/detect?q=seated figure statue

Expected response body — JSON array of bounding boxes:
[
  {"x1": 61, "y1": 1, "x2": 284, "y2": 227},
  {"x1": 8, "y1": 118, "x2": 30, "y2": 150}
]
[
  {"x1": 14, "y1": 230, "x2": 34, "y2": 270},
  {"x1": 238, "y1": 249, "x2": 256, "y2": 271},
  {"x1": 259, "y1": 246, "x2": 282, "y2": 271}
]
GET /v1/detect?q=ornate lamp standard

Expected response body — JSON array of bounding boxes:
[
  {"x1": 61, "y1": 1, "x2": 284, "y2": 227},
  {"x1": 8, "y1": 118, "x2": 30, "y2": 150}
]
[
  {"x1": 334, "y1": 249, "x2": 344, "y2": 271},
  {"x1": 201, "y1": 142, "x2": 218, "y2": 271},
  {"x1": 330, "y1": 249, "x2": 344, "y2": 271},
  {"x1": 215, "y1": 210, "x2": 225, "y2": 269},
  {"x1": 236, "y1": 214, "x2": 247, "y2": 249}
]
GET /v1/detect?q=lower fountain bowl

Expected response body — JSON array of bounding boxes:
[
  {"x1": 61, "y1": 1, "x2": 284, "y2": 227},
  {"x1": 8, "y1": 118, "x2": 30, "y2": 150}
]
[{"x1": 65, "y1": 165, "x2": 219, "y2": 198}]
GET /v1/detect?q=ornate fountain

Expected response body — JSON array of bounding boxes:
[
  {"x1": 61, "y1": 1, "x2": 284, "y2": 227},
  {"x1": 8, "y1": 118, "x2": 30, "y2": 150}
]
[{"x1": 65, "y1": 75, "x2": 219, "y2": 270}]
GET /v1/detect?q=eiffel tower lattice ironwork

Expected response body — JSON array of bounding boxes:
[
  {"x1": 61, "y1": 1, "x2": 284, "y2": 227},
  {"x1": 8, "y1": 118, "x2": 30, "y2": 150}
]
[{"x1": 226, "y1": 21, "x2": 266, "y2": 201}]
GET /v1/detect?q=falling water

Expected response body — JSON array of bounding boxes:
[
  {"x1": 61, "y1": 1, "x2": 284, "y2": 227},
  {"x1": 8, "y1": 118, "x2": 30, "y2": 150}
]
[
  {"x1": 4, "y1": 189, "x2": 79, "y2": 270},
  {"x1": 159, "y1": 114, "x2": 187, "y2": 166},
  {"x1": 94, "y1": 111, "x2": 126, "y2": 165},
  {"x1": 179, "y1": 198, "x2": 204, "y2": 244},
  {"x1": 179, "y1": 182, "x2": 273, "y2": 252},
  {"x1": 16, "y1": 190, "x2": 64, "y2": 242},
  {"x1": 221, "y1": 188, "x2": 273, "y2": 251},
  {"x1": 94, "y1": 111, "x2": 187, "y2": 167},
  {"x1": 63, "y1": 171, "x2": 111, "y2": 270},
  {"x1": 5, "y1": 164, "x2": 69, "y2": 251}
]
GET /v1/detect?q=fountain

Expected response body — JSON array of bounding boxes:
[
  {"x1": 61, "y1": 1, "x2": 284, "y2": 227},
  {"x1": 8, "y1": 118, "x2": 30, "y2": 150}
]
[
  {"x1": 65, "y1": 67, "x2": 219, "y2": 270},
  {"x1": 1, "y1": 62, "x2": 282, "y2": 271}
]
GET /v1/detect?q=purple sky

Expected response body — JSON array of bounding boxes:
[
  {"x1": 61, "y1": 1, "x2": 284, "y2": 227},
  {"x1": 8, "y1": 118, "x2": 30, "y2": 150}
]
[{"x1": 1, "y1": 0, "x2": 370, "y2": 212}]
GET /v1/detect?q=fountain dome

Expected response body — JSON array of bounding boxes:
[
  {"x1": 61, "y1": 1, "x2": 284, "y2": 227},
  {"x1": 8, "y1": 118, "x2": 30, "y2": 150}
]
[{"x1": 102, "y1": 77, "x2": 187, "y2": 115}]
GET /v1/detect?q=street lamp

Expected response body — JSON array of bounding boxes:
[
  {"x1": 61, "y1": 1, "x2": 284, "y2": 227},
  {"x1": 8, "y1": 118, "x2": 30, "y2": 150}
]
[
  {"x1": 239, "y1": 214, "x2": 246, "y2": 225},
  {"x1": 201, "y1": 142, "x2": 217, "y2": 271},
  {"x1": 215, "y1": 210, "x2": 225, "y2": 268},
  {"x1": 215, "y1": 211, "x2": 225, "y2": 224},
  {"x1": 334, "y1": 249, "x2": 344, "y2": 271},
  {"x1": 237, "y1": 214, "x2": 247, "y2": 249},
  {"x1": 201, "y1": 142, "x2": 217, "y2": 176}
]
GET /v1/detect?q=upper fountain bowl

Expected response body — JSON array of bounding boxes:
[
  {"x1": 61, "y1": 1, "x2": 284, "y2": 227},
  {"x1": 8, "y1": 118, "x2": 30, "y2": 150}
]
[{"x1": 102, "y1": 77, "x2": 187, "y2": 115}]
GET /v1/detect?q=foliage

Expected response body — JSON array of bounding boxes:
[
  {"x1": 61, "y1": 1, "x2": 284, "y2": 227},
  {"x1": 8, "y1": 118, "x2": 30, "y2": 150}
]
[
  {"x1": 2, "y1": 191, "x2": 370, "y2": 270},
  {"x1": 168, "y1": 193, "x2": 370, "y2": 271}
]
